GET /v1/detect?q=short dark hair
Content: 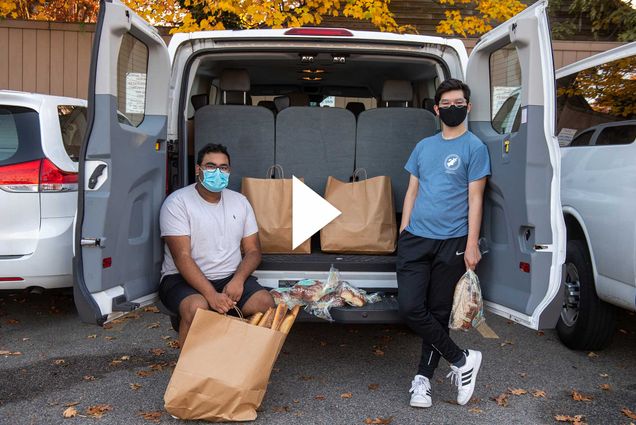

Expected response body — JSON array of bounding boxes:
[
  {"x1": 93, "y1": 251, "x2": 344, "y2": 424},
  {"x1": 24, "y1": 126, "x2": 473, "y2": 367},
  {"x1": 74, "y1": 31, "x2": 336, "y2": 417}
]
[
  {"x1": 434, "y1": 78, "x2": 471, "y2": 105},
  {"x1": 197, "y1": 143, "x2": 231, "y2": 166}
]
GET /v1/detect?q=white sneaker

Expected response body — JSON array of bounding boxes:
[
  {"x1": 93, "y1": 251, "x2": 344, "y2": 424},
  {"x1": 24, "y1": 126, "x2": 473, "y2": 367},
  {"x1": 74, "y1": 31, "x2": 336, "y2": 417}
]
[
  {"x1": 446, "y1": 349, "x2": 482, "y2": 405},
  {"x1": 409, "y1": 375, "x2": 432, "y2": 408}
]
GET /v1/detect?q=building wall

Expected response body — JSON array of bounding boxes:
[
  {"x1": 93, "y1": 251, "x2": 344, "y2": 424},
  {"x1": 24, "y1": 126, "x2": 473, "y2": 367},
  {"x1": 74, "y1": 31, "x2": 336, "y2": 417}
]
[{"x1": 0, "y1": 19, "x2": 624, "y2": 100}]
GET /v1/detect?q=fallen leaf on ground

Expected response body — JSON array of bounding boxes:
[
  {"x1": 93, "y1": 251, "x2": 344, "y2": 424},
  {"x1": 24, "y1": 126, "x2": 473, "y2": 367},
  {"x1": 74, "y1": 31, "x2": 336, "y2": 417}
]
[
  {"x1": 83, "y1": 375, "x2": 96, "y2": 381},
  {"x1": 469, "y1": 407, "x2": 483, "y2": 413},
  {"x1": 143, "y1": 306, "x2": 160, "y2": 313},
  {"x1": 368, "y1": 383, "x2": 380, "y2": 390},
  {"x1": 519, "y1": 372, "x2": 528, "y2": 378},
  {"x1": 299, "y1": 375, "x2": 314, "y2": 381},
  {"x1": 587, "y1": 352, "x2": 598, "y2": 358},
  {"x1": 161, "y1": 335, "x2": 171, "y2": 340},
  {"x1": 166, "y1": 340, "x2": 180, "y2": 349},
  {"x1": 149, "y1": 362, "x2": 169, "y2": 371},
  {"x1": 622, "y1": 408, "x2": 636, "y2": 420},
  {"x1": 314, "y1": 395, "x2": 326, "y2": 400},
  {"x1": 103, "y1": 323, "x2": 113, "y2": 329},
  {"x1": 492, "y1": 393, "x2": 509, "y2": 407},
  {"x1": 150, "y1": 348, "x2": 165, "y2": 356},
  {"x1": 64, "y1": 402, "x2": 80, "y2": 407},
  {"x1": 319, "y1": 341, "x2": 327, "y2": 346},
  {"x1": 6, "y1": 319, "x2": 19, "y2": 324},
  {"x1": 104, "y1": 336, "x2": 115, "y2": 341},
  {"x1": 62, "y1": 406, "x2": 78, "y2": 418},
  {"x1": 372, "y1": 348, "x2": 385, "y2": 356},
  {"x1": 599, "y1": 373, "x2": 609, "y2": 378},
  {"x1": 554, "y1": 414, "x2": 586, "y2": 424},
  {"x1": 364, "y1": 417, "x2": 393, "y2": 424},
  {"x1": 87, "y1": 334, "x2": 97, "y2": 339},
  {"x1": 272, "y1": 405, "x2": 290, "y2": 413},
  {"x1": 129, "y1": 383, "x2": 142, "y2": 390},
  {"x1": 509, "y1": 388, "x2": 527, "y2": 396},
  {"x1": 536, "y1": 331, "x2": 545, "y2": 336},
  {"x1": 109, "y1": 359, "x2": 122, "y2": 366},
  {"x1": 599, "y1": 384, "x2": 611, "y2": 391},
  {"x1": 293, "y1": 399, "x2": 300, "y2": 404},
  {"x1": 571, "y1": 390, "x2": 593, "y2": 402},
  {"x1": 136, "y1": 370, "x2": 153, "y2": 378},
  {"x1": 147, "y1": 322, "x2": 160, "y2": 329},
  {"x1": 500, "y1": 340, "x2": 514, "y2": 347},
  {"x1": 22, "y1": 337, "x2": 30, "y2": 341},
  {"x1": 618, "y1": 328, "x2": 628, "y2": 335},
  {"x1": 139, "y1": 411, "x2": 162, "y2": 422},
  {"x1": 53, "y1": 359, "x2": 66, "y2": 365},
  {"x1": 532, "y1": 389, "x2": 546, "y2": 398},
  {"x1": 0, "y1": 351, "x2": 22, "y2": 356},
  {"x1": 86, "y1": 404, "x2": 112, "y2": 418},
  {"x1": 469, "y1": 397, "x2": 481, "y2": 404},
  {"x1": 340, "y1": 392, "x2": 352, "y2": 399}
]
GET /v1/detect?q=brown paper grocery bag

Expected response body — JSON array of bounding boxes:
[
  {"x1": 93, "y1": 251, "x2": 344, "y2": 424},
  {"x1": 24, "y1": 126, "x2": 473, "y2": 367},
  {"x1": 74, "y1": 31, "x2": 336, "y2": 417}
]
[
  {"x1": 241, "y1": 166, "x2": 311, "y2": 254},
  {"x1": 320, "y1": 170, "x2": 397, "y2": 254},
  {"x1": 164, "y1": 309, "x2": 286, "y2": 422}
]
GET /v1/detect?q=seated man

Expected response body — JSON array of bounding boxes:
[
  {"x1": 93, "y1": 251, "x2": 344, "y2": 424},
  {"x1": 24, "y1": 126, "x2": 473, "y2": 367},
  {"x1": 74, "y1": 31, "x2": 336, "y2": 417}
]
[{"x1": 159, "y1": 143, "x2": 274, "y2": 345}]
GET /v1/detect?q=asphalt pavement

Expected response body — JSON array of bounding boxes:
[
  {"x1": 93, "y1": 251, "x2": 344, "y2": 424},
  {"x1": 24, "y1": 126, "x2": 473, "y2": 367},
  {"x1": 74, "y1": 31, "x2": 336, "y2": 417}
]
[{"x1": 0, "y1": 290, "x2": 634, "y2": 425}]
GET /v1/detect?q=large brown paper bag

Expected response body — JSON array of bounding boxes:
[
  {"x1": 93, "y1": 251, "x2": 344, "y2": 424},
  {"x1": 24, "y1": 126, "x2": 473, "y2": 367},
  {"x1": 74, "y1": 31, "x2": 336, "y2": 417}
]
[
  {"x1": 241, "y1": 165, "x2": 311, "y2": 254},
  {"x1": 320, "y1": 170, "x2": 397, "y2": 254},
  {"x1": 164, "y1": 309, "x2": 286, "y2": 422}
]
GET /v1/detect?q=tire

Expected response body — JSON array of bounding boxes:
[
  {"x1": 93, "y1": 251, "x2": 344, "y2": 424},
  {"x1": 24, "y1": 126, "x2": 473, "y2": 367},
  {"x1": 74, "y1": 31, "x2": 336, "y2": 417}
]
[{"x1": 556, "y1": 239, "x2": 616, "y2": 350}]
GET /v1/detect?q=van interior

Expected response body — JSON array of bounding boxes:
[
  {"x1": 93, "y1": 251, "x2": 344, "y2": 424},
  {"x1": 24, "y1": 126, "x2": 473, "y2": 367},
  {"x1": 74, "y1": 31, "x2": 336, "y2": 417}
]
[{"x1": 173, "y1": 51, "x2": 446, "y2": 278}]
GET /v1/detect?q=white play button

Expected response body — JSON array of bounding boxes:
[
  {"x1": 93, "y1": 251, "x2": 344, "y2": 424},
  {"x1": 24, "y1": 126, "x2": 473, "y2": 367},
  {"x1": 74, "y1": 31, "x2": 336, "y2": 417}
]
[{"x1": 292, "y1": 176, "x2": 341, "y2": 249}]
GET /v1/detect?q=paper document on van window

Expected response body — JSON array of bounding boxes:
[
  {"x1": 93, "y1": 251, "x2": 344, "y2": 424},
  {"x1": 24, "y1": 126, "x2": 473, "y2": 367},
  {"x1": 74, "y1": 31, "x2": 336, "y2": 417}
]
[
  {"x1": 125, "y1": 72, "x2": 147, "y2": 114},
  {"x1": 557, "y1": 128, "x2": 578, "y2": 147}
]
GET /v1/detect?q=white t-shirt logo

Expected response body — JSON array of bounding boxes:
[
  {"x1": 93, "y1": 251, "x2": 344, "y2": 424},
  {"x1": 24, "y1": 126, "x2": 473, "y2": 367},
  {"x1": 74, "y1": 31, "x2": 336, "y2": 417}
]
[{"x1": 444, "y1": 154, "x2": 461, "y2": 171}]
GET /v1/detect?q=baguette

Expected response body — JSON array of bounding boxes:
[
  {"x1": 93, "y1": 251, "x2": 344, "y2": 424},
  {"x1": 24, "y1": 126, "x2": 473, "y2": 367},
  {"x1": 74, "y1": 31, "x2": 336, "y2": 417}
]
[
  {"x1": 248, "y1": 312, "x2": 263, "y2": 325},
  {"x1": 271, "y1": 302, "x2": 288, "y2": 331},
  {"x1": 257, "y1": 307, "x2": 275, "y2": 327},
  {"x1": 279, "y1": 305, "x2": 302, "y2": 334}
]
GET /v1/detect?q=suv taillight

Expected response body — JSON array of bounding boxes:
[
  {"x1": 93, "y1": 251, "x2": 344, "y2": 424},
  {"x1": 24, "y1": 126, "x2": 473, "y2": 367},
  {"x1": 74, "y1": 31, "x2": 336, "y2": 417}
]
[
  {"x1": 0, "y1": 159, "x2": 77, "y2": 193},
  {"x1": 39, "y1": 158, "x2": 78, "y2": 192}
]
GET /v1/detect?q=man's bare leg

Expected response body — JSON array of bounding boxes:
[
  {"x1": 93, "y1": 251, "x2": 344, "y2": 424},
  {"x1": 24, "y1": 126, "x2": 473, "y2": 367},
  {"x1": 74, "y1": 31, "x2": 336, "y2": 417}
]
[
  {"x1": 178, "y1": 294, "x2": 209, "y2": 347},
  {"x1": 241, "y1": 290, "x2": 275, "y2": 316}
]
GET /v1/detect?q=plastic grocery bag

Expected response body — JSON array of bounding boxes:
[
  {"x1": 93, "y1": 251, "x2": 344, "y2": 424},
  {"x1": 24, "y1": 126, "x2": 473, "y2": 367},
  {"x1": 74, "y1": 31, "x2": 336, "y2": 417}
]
[{"x1": 449, "y1": 270, "x2": 485, "y2": 331}]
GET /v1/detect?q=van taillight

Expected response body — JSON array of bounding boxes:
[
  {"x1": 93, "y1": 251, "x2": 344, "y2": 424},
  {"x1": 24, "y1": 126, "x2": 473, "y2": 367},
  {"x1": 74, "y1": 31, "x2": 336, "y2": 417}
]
[
  {"x1": 39, "y1": 158, "x2": 78, "y2": 192},
  {"x1": 284, "y1": 28, "x2": 353, "y2": 36},
  {"x1": 0, "y1": 159, "x2": 77, "y2": 193}
]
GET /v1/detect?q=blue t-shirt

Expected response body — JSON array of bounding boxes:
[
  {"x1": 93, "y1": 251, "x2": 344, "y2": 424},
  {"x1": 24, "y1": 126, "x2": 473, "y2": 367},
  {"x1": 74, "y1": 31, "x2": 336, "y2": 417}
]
[{"x1": 404, "y1": 131, "x2": 491, "y2": 239}]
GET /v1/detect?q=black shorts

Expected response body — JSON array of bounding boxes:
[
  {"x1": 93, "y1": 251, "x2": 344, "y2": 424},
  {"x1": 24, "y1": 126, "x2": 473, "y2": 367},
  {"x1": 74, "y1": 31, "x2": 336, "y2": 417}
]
[{"x1": 158, "y1": 273, "x2": 266, "y2": 315}]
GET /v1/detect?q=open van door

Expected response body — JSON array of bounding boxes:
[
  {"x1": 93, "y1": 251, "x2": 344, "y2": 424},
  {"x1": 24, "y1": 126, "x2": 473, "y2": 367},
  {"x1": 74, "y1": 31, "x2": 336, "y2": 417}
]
[
  {"x1": 466, "y1": 0, "x2": 566, "y2": 329},
  {"x1": 73, "y1": 0, "x2": 170, "y2": 324}
]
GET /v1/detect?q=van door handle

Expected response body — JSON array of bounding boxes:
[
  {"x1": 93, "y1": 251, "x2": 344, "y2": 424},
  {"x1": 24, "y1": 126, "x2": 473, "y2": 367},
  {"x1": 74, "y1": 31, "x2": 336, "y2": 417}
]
[{"x1": 88, "y1": 164, "x2": 107, "y2": 189}]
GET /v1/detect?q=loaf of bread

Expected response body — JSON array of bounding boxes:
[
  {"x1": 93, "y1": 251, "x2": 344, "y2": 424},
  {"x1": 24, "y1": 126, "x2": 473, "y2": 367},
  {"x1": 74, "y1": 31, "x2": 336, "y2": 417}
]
[
  {"x1": 271, "y1": 303, "x2": 288, "y2": 331},
  {"x1": 257, "y1": 307, "x2": 275, "y2": 328},
  {"x1": 248, "y1": 312, "x2": 263, "y2": 325},
  {"x1": 317, "y1": 292, "x2": 345, "y2": 308},
  {"x1": 290, "y1": 280, "x2": 324, "y2": 303},
  {"x1": 337, "y1": 282, "x2": 366, "y2": 307},
  {"x1": 279, "y1": 305, "x2": 301, "y2": 334}
]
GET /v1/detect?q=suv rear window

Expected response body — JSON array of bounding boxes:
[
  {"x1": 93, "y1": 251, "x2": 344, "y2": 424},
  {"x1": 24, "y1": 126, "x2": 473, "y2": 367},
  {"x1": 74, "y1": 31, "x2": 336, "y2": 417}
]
[{"x1": 0, "y1": 106, "x2": 43, "y2": 165}]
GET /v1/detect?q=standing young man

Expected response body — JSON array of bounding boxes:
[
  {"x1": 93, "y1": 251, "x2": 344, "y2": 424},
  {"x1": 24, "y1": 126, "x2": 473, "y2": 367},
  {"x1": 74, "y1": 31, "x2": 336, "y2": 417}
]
[
  {"x1": 397, "y1": 79, "x2": 491, "y2": 407},
  {"x1": 159, "y1": 143, "x2": 274, "y2": 346}
]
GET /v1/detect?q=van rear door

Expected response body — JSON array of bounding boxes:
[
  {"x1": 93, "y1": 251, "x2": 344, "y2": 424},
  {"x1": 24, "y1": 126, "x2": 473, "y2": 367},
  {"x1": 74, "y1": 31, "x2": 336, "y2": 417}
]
[
  {"x1": 466, "y1": 0, "x2": 566, "y2": 329},
  {"x1": 73, "y1": 0, "x2": 170, "y2": 324}
]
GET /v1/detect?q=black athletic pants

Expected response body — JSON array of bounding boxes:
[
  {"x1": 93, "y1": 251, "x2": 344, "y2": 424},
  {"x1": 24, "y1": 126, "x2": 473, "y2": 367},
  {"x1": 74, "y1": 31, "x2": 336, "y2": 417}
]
[{"x1": 397, "y1": 230, "x2": 468, "y2": 378}]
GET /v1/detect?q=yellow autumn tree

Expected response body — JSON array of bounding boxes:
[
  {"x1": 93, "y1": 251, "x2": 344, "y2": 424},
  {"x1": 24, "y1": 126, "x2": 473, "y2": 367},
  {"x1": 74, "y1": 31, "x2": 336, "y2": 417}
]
[{"x1": 436, "y1": 0, "x2": 526, "y2": 37}]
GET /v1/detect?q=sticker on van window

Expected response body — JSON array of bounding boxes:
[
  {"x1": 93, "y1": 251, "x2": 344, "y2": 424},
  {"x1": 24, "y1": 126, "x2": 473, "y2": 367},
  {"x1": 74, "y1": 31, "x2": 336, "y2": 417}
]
[
  {"x1": 125, "y1": 72, "x2": 147, "y2": 114},
  {"x1": 557, "y1": 128, "x2": 577, "y2": 147}
]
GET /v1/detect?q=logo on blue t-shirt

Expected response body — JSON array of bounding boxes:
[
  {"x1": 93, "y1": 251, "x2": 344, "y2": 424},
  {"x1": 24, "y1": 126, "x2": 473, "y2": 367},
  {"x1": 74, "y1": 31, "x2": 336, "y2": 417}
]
[{"x1": 444, "y1": 154, "x2": 461, "y2": 172}]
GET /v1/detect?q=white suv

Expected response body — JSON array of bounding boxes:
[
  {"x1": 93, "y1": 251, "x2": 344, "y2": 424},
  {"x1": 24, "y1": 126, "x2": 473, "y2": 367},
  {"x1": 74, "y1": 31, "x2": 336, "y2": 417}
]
[
  {"x1": 556, "y1": 42, "x2": 636, "y2": 350},
  {"x1": 0, "y1": 91, "x2": 86, "y2": 291},
  {"x1": 73, "y1": 0, "x2": 567, "y2": 330}
]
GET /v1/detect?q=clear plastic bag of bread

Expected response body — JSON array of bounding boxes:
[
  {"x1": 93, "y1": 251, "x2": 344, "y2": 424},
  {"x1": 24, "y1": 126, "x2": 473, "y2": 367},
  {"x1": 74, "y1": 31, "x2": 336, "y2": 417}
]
[
  {"x1": 305, "y1": 292, "x2": 346, "y2": 321},
  {"x1": 335, "y1": 281, "x2": 382, "y2": 307},
  {"x1": 449, "y1": 269, "x2": 485, "y2": 331},
  {"x1": 289, "y1": 279, "x2": 325, "y2": 303},
  {"x1": 270, "y1": 287, "x2": 304, "y2": 308}
]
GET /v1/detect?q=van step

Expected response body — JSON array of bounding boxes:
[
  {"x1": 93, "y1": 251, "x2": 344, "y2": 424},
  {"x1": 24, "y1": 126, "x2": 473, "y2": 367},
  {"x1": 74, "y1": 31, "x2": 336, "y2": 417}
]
[{"x1": 260, "y1": 253, "x2": 396, "y2": 272}]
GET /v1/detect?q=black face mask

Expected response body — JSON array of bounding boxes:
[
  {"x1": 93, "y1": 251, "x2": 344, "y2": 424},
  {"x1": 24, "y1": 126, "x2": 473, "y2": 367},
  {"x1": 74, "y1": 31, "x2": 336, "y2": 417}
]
[{"x1": 438, "y1": 105, "x2": 468, "y2": 127}]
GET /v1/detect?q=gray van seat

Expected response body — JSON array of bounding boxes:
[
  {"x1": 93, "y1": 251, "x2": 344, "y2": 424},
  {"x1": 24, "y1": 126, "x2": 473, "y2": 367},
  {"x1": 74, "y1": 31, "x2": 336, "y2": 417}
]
[
  {"x1": 356, "y1": 80, "x2": 437, "y2": 212},
  {"x1": 276, "y1": 107, "x2": 356, "y2": 194},
  {"x1": 195, "y1": 69, "x2": 275, "y2": 191}
]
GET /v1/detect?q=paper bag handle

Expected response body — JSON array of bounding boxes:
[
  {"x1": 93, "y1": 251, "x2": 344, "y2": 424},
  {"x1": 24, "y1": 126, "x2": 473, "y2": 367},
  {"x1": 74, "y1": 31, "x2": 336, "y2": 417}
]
[
  {"x1": 224, "y1": 305, "x2": 244, "y2": 319},
  {"x1": 353, "y1": 168, "x2": 368, "y2": 181},
  {"x1": 266, "y1": 164, "x2": 284, "y2": 179}
]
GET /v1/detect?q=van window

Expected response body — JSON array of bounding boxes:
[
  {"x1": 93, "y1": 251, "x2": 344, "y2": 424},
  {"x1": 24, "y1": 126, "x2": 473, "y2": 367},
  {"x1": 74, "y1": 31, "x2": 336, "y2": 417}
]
[
  {"x1": 0, "y1": 106, "x2": 43, "y2": 165},
  {"x1": 569, "y1": 130, "x2": 594, "y2": 147},
  {"x1": 556, "y1": 54, "x2": 636, "y2": 147},
  {"x1": 117, "y1": 33, "x2": 149, "y2": 127},
  {"x1": 58, "y1": 105, "x2": 88, "y2": 161},
  {"x1": 489, "y1": 45, "x2": 522, "y2": 134}
]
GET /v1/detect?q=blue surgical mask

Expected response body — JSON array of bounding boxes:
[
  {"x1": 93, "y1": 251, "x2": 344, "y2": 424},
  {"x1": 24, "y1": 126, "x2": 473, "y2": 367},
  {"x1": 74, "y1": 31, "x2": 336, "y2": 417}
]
[{"x1": 200, "y1": 169, "x2": 229, "y2": 192}]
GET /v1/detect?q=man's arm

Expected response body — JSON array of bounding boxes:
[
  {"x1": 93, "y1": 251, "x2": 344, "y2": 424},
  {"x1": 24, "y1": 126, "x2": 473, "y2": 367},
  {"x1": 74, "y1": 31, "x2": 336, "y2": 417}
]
[
  {"x1": 164, "y1": 235, "x2": 234, "y2": 313},
  {"x1": 223, "y1": 233, "x2": 262, "y2": 302},
  {"x1": 400, "y1": 175, "x2": 420, "y2": 233},
  {"x1": 464, "y1": 177, "x2": 488, "y2": 270}
]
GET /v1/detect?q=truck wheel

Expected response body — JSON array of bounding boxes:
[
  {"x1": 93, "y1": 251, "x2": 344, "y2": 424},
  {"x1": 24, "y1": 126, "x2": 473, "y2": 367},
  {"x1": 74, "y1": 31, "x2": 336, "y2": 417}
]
[{"x1": 556, "y1": 240, "x2": 616, "y2": 350}]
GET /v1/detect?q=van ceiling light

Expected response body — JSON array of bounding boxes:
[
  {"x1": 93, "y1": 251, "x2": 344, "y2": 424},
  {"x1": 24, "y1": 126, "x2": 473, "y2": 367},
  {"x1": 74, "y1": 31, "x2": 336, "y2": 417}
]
[
  {"x1": 301, "y1": 69, "x2": 325, "y2": 74},
  {"x1": 301, "y1": 76, "x2": 323, "y2": 81},
  {"x1": 286, "y1": 28, "x2": 353, "y2": 36}
]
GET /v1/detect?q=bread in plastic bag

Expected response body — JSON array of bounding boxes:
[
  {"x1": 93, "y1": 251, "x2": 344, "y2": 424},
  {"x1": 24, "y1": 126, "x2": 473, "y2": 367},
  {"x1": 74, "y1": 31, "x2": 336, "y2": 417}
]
[
  {"x1": 449, "y1": 269, "x2": 485, "y2": 331},
  {"x1": 270, "y1": 287, "x2": 304, "y2": 308},
  {"x1": 289, "y1": 279, "x2": 325, "y2": 303}
]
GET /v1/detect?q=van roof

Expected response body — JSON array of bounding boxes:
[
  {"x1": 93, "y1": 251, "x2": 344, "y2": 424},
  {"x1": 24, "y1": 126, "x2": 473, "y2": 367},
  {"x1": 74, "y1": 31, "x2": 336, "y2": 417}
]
[{"x1": 0, "y1": 90, "x2": 86, "y2": 111}]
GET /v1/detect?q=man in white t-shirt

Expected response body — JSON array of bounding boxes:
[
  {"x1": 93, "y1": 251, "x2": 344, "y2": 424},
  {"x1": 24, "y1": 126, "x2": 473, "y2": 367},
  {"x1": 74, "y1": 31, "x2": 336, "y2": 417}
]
[{"x1": 159, "y1": 143, "x2": 274, "y2": 345}]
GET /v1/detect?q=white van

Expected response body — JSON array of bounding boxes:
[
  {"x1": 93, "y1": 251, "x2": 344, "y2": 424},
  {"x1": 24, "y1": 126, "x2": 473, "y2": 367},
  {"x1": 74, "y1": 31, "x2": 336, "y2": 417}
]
[
  {"x1": 73, "y1": 0, "x2": 566, "y2": 330},
  {"x1": 555, "y1": 42, "x2": 636, "y2": 349}
]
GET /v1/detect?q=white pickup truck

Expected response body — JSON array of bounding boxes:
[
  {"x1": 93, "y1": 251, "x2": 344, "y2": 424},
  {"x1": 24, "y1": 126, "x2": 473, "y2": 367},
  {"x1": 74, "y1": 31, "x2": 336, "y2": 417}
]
[{"x1": 556, "y1": 42, "x2": 636, "y2": 350}]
